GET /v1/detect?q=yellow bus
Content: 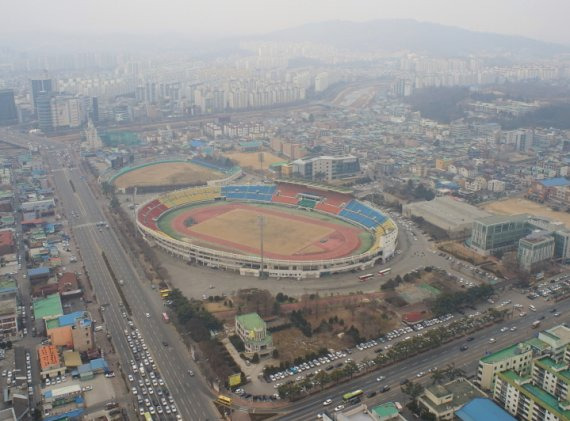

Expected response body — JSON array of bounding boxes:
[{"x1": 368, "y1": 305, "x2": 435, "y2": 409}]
[
  {"x1": 160, "y1": 289, "x2": 172, "y2": 299},
  {"x1": 144, "y1": 412, "x2": 152, "y2": 421},
  {"x1": 216, "y1": 395, "x2": 232, "y2": 406}
]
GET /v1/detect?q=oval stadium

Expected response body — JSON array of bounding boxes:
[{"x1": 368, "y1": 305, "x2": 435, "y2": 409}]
[{"x1": 136, "y1": 181, "x2": 398, "y2": 278}]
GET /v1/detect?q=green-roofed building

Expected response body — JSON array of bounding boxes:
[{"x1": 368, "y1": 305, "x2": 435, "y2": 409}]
[
  {"x1": 478, "y1": 342, "x2": 534, "y2": 390},
  {"x1": 371, "y1": 402, "x2": 404, "y2": 420},
  {"x1": 495, "y1": 368, "x2": 570, "y2": 421},
  {"x1": 235, "y1": 313, "x2": 273, "y2": 358},
  {"x1": 33, "y1": 293, "x2": 63, "y2": 320},
  {"x1": 0, "y1": 277, "x2": 17, "y2": 299}
]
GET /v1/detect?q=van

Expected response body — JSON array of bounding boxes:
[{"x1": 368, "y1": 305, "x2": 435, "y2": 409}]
[{"x1": 94, "y1": 325, "x2": 103, "y2": 332}]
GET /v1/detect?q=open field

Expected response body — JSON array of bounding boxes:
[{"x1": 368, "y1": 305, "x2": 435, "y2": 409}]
[
  {"x1": 113, "y1": 161, "x2": 223, "y2": 188},
  {"x1": 482, "y1": 198, "x2": 570, "y2": 229},
  {"x1": 224, "y1": 151, "x2": 284, "y2": 171},
  {"x1": 162, "y1": 202, "x2": 366, "y2": 260}
]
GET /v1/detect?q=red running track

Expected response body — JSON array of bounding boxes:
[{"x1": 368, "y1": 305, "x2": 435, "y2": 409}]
[{"x1": 169, "y1": 203, "x2": 364, "y2": 261}]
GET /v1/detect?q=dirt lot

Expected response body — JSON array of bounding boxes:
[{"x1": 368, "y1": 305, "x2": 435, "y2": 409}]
[
  {"x1": 482, "y1": 198, "x2": 570, "y2": 228},
  {"x1": 224, "y1": 151, "x2": 284, "y2": 171},
  {"x1": 272, "y1": 327, "x2": 352, "y2": 363},
  {"x1": 114, "y1": 162, "x2": 222, "y2": 188}
]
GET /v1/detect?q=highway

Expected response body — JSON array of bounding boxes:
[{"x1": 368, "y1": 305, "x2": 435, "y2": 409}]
[
  {"x1": 273, "y1": 301, "x2": 570, "y2": 420},
  {"x1": 43, "y1": 146, "x2": 218, "y2": 420}
]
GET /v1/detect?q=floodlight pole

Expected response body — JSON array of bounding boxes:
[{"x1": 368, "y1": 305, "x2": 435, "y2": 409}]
[{"x1": 258, "y1": 215, "x2": 265, "y2": 279}]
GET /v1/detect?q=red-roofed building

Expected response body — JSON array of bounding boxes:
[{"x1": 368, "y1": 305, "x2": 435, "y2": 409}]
[
  {"x1": 58, "y1": 272, "x2": 81, "y2": 298},
  {"x1": 0, "y1": 230, "x2": 14, "y2": 255}
]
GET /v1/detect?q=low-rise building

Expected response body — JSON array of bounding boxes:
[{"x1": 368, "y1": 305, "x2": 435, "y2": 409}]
[
  {"x1": 38, "y1": 345, "x2": 65, "y2": 379},
  {"x1": 235, "y1": 313, "x2": 273, "y2": 358},
  {"x1": 0, "y1": 297, "x2": 18, "y2": 337},
  {"x1": 417, "y1": 378, "x2": 487, "y2": 420}
]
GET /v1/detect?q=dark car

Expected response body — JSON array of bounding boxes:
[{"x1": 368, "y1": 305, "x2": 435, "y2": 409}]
[
  {"x1": 400, "y1": 379, "x2": 410, "y2": 386},
  {"x1": 367, "y1": 391, "x2": 377, "y2": 398},
  {"x1": 380, "y1": 385, "x2": 391, "y2": 393},
  {"x1": 460, "y1": 345, "x2": 469, "y2": 351},
  {"x1": 466, "y1": 337, "x2": 475, "y2": 342}
]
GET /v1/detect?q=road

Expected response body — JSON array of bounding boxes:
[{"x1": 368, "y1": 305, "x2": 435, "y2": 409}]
[
  {"x1": 36, "y1": 142, "x2": 219, "y2": 420},
  {"x1": 271, "y1": 300, "x2": 570, "y2": 420}
]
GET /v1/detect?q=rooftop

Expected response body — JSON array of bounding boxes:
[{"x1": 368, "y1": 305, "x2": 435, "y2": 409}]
[
  {"x1": 236, "y1": 313, "x2": 266, "y2": 331},
  {"x1": 0, "y1": 297, "x2": 16, "y2": 316},
  {"x1": 538, "y1": 177, "x2": 570, "y2": 188},
  {"x1": 371, "y1": 402, "x2": 399, "y2": 418},
  {"x1": 474, "y1": 213, "x2": 528, "y2": 226},
  {"x1": 0, "y1": 277, "x2": 17, "y2": 294},
  {"x1": 541, "y1": 325, "x2": 570, "y2": 345},
  {"x1": 455, "y1": 397, "x2": 516, "y2": 421},
  {"x1": 522, "y1": 383, "x2": 570, "y2": 419},
  {"x1": 405, "y1": 196, "x2": 491, "y2": 230},
  {"x1": 421, "y1": 378, "x2": 486, "y2": 414},
  {"x1": 33, "y1": 293, "x2": 63, "y2": 320},
  {"x1": 480, "y1": 342, "x2": 532, "y2": 364},
  {"x1": 38, "y1": 345, "x2": 60, "y2": 370}
]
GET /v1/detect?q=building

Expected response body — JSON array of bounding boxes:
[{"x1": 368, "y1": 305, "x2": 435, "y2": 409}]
[
  {"x1": 531, "y1": 177, "x2": 570, "y2": 202},
  {"x1": 470, "y1": 214, "x2": 530, "y2": 255},
  {"x1": 494, "y1": 363, "x2": 570, "y2": 420},
  {"x1": 455, "y1": 398, "x2": 516, "y2": 421},
  {"x1": 333, "y1": 402, "x2": 407, "y2": 421},
  {"x1": 37, "y1": 94, "x2": 88, "y2": 132},
  {"x1": 291, "y1": 155, "x2": 360, "y2": 182},
  {"x1": 0, "y1": 298, "x2": 18, "y2": 337},
  {"x1": 31, "y1": 76, "x2": 53, "y2": 115},
  {"x1": 0, "y1": 230, "x2": 14, "y2": 255},
  {"x1": 402, "y1": 196, "x2": 491, "y2": 239},
  {"x1": 517, "y1": 232, "x2": 555, "y2": 271},
  {"x1": 477, "y1": 342, "x2": 534, "y2": 391},
  {"x1": 235, "y1": 313, "x2": 273, "y2": 358},
  {"x1": 71, "y1": 318, "x2": 94, "y2": 352},
  {"x1": 417, "y1": 378, "x2": 487, "y2": 420},
  {"x1": 477, "y1": 325, "x2": 570, "y2": 392},
  {"x1": 0, "y1": 89, "x2": 18, "y2": 126},
  {"x1": 487, "y1": 179, "x2": 506, "y2": 193},
  {"x1": 38, "y1": 345, "x2": 65, "y2": 379},
  {"x1": 33, "y1": 293, "x2": 63, "y2": 321}
]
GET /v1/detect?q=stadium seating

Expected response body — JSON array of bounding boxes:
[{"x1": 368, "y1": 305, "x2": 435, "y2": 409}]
[
  {"x1": 339, "y1": 200, "x2": 388, "y2": 229},
  {"x1": 222, "y1": 185, "x2": 276, "y2": 202}
]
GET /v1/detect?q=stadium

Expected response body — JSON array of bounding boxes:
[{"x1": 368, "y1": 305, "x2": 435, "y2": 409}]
[{"x1": 136, "y1": 181, "x2": 398, "y2": 278}]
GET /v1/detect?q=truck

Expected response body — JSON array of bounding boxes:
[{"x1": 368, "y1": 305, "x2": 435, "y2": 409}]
[{"x1": 532, "y1": 320, "x2": 541, "y2": 329}]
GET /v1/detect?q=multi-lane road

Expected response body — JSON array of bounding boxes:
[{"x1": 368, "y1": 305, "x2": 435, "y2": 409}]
[
  {"x1": 273, "y1": 300, "x2": 570, "y2": 420},
  {"x1": 43, "y1": 146, "x2": 218, "y2": 420}
]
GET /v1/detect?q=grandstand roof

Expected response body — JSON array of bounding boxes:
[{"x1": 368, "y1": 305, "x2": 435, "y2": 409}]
[{"x1": 277, "y1": 179, "x2": 353, "y2": 194}]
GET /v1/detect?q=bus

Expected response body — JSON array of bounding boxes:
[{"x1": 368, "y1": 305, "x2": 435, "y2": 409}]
[
  {"x1": 162, "y1": 312, "x2": 170, "y2": 323},
  {"x1": 216, "y1": 395, "x2": 232, "y2": 406},
  {"x1": 358, "y1": 274, "x2": 374, "y2": 281},
  {"x1": 378, "y1": 268, "x2": 392, "y2": 276},
  {"x1": 160, "y1": 289, "x2": 172, "y2": 299},
  {"x1": 342, "y1": 389, "x2": 364, "y2": 401},
  {"x1": 144, "y1": 412, "x2": 153, "y2": 421}
]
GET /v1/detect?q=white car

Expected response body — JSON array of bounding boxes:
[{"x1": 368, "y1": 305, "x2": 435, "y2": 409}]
[
  {"x1": 323, "y1": 399, "x2": 332, "y2": 406},
  {"x1": 376, "y1": 376, "x2": 385, "y2": 382},
  {"x1": 128, "y1": 374, "x2": 134, "y2": 382},
  {"x1": 145, "y1": 313, "x2": 151, "y2": 318},
  {"x1": 334, "y1": 405, "x2": 345, "y2": 412}
]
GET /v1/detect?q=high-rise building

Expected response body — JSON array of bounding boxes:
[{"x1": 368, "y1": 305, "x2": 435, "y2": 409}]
[
  {"x1": 0, "y1": 89, "x2": 18, "y2": 126},
  {"x1": 30, "y1": 76, "x2": 53, "y2": 115}
]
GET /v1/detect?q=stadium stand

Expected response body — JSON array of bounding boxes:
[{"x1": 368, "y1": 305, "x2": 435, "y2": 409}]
[
  {"x1": 298, "y1": 198, "x2": 317, "y2": 209},
  {"x1": 339, "y1": 200, "x2": 388, "y2": 229},
  {"x1": 222, "y1": 185, "x2": 276, "y2": 202}
]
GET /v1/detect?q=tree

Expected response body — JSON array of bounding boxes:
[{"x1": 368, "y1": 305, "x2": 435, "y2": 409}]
[
  {"x1": 430, "y1": 368, "x2": 446, "y2": 385},
  {"x1": 251, "y1": 353, "x2": 260, "y2": 364},
  {"x1": 314, "y1": 370, "x2": 330, "y2": 390},
  {"x1": 110, "y1": 196, "x2": 120, "y2": 209},
  {"x1": 343, "y1": 361, "x2": 358, "y2": 379},
  {"x1": 402, "y1": 381, "x2": 425, "y2": 401}
]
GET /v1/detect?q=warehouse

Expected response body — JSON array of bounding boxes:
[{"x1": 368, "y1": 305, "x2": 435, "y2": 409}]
[{"x1": 403, "y1": 196, "x2": 491, "y2": 239}]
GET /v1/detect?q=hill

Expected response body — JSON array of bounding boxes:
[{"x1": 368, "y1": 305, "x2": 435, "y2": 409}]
[{"x1": 256, "y1": 19, "x2": 569, "y2": 57}]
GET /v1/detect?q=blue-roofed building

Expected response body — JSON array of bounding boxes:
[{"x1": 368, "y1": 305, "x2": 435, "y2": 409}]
[
  {"x1": 532, "y1": 177, "x2": 570, "y2": 201},
  {"x1": 456, "y1": 398, "x2": 516, "y2": 421},
  {"x1": 28, "y1": 266, "x2": 51, "y2": 282},
  {"x1": 537, "y1": 177, "x2": 570, "y2": 188}
]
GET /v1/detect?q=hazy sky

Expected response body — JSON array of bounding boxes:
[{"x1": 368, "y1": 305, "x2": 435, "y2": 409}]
[{"x1": 3, "y1": 0, "x2": 570, "y2": 44}]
